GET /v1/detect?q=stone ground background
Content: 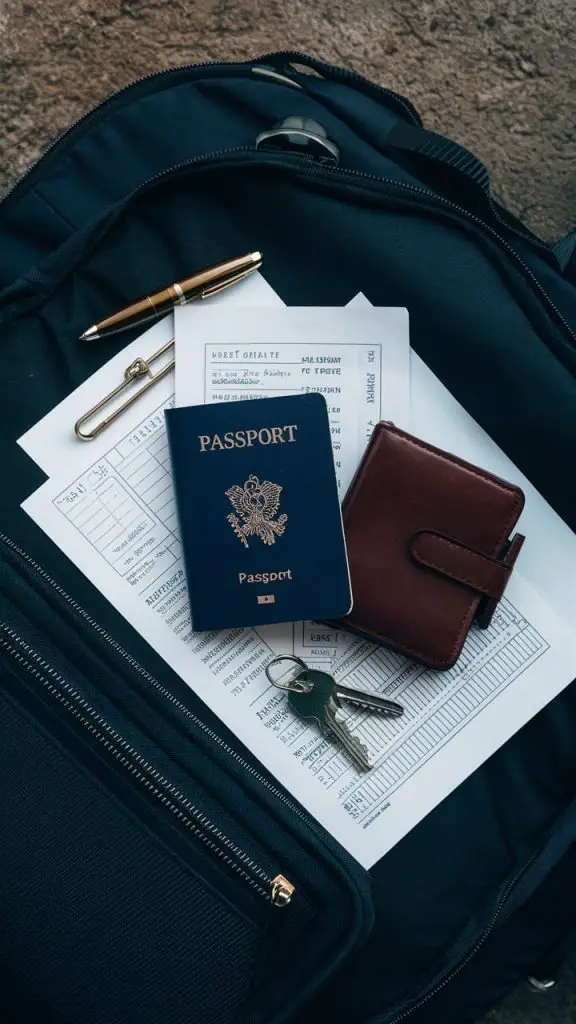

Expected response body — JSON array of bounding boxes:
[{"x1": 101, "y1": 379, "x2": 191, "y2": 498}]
[{"x1": 0, "y1": 0, "x2": 574, "y2": 1020}]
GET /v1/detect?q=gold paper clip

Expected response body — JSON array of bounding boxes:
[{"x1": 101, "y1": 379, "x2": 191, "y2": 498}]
[{"x1": 74, "y1": 337, "x2": 174, "y2": 441}]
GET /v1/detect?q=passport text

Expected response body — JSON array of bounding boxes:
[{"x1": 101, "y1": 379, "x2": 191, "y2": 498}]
[{"x1": 198, "y1": 424, "x2": 298, "y2": 452}]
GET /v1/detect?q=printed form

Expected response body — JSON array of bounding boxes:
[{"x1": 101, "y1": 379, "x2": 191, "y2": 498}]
[
  {"x1": 174, "y1": 305, "x2": 410, "y2": 495},
  {"x1": 18, "y1": 290, "x2": 576, "y2": 868}
]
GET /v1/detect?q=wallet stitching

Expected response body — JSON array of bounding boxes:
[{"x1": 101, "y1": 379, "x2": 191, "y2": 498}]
[
  {"x1": 411, "y1": 535, "x2": 510, "y2": 599},
  {"x1": 343, "y1": 424, "x2": 525, "y2": 665}
]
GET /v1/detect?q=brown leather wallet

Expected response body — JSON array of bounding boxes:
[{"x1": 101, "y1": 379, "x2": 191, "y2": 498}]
[{"x1": 336, "y1": 423, "x2": 526, "y2": 669}]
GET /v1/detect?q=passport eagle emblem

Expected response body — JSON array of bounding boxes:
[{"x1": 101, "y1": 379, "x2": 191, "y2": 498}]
[{"x1": 226, "y1": 474, "x2": 288, "y2": 547}]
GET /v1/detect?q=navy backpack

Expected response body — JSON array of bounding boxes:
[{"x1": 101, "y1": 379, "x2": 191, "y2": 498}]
[{"x1": 1, "y1": 51, "x2": 575, "y2": 1024}]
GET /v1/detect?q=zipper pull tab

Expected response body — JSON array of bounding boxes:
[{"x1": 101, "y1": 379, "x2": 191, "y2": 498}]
[{"x1": 270, "y1": 874, "x2": 295, "y2": 907}]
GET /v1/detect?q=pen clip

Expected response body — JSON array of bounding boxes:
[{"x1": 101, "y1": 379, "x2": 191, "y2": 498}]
[
  {"x1": 74, "y1": 338, "x2": 174, "y2": 440},
  {"x1": 201, "y1": 267, "x2": 255, "y2": 299}
]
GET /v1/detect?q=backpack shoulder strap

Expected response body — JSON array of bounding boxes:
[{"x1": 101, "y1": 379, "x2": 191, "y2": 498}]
[{"x1": 385, "y1": 120, "x2": 491, "y2": 196}]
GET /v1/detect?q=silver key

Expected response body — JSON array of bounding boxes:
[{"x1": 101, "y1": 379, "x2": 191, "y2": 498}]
[
  {"x1": 287, "y1": 669, "x2": 372, "y2": 772},
  {"x1": 333, "y1": 681, "x2": 404, "y2": 717},
  {"x1": 323, "y1": 691, "x2": 372, "y2": 772},
  {"x1": 265, "y1": 658, "x2": 404, "y2": 773}
]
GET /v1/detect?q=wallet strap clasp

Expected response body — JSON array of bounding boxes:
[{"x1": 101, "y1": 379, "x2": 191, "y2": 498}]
[{"x1": 410, "y1": 530, "x2": 525, "y2": 627}]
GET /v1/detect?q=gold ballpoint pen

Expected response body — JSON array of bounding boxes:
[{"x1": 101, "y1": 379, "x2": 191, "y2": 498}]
[{"x1": 79, "y1": 250, "x2": 263, "y2": 341}]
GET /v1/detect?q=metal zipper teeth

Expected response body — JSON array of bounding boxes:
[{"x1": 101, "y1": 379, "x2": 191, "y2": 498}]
[
  {"x1": 0, "y1": 530, "x2": 323, "y2": 840},
  {"x1": 384, "y1": 848, "x2": 542, "y2": 1024},
  {"x1": 103, "y1": 146, "x2": 575, "y2": 348},
  {"x1": 0, "y1": 50, "x2": 418, "y2": 207},
  {"x1": 0, "y1": 624, "x2": 272, "y2": 901}
]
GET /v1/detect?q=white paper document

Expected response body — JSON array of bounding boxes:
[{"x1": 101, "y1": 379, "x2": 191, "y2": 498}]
[
  {"x1": 18, "y1": 288, "x2": 576, "y2": 868},
  {"x1": 174, "y1": 305, "x2": 410, "y2": 494}
]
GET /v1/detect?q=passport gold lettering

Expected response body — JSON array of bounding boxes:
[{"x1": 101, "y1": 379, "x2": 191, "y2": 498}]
[
  {"x1": 238, "y1": 570, "x2": 293, "y2": 584},
  {"x1": 198, "y1": 424, "x2": 298, "y2": 452}
]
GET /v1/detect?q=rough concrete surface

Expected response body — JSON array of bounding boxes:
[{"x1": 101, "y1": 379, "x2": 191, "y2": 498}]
[{"x1": 0, "y1": 1, "x2": 575, "y2": 1022}]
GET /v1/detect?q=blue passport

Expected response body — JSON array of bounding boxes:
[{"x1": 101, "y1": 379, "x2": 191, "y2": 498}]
[{"x1": 165, "y1": 393, "x2": 351, "y2": 631}]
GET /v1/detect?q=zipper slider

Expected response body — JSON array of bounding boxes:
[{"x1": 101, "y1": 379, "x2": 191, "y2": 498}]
[{"x1": 271, "y1": 874, "x2": 295, "y2": 907}]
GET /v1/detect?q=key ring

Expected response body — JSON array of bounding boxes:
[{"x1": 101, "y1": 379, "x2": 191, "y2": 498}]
[{"x1": 265, "y1": 655, "x2": 313, "y2": 693}]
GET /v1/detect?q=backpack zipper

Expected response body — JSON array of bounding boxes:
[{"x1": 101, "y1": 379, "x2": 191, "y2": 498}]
[
  {"x1": 0, "y1": 530, "x2": 323, "y2": 856},
  {"x1": 0, "y1": 621, "x2": 295, "y2": 908},
  {"x1": 0, "y1": 51, "x2": 419, "y2": 208}
]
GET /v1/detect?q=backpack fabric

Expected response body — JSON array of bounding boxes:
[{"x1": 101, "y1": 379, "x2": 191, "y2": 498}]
[{"x1": 0, "y1": 51, "x2": 575, "y2": 1024}]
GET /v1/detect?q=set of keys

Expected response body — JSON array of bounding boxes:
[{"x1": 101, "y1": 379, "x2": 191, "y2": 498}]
[{"x1": 265, "y1": 655, "x2": 404, "y2": 773}]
